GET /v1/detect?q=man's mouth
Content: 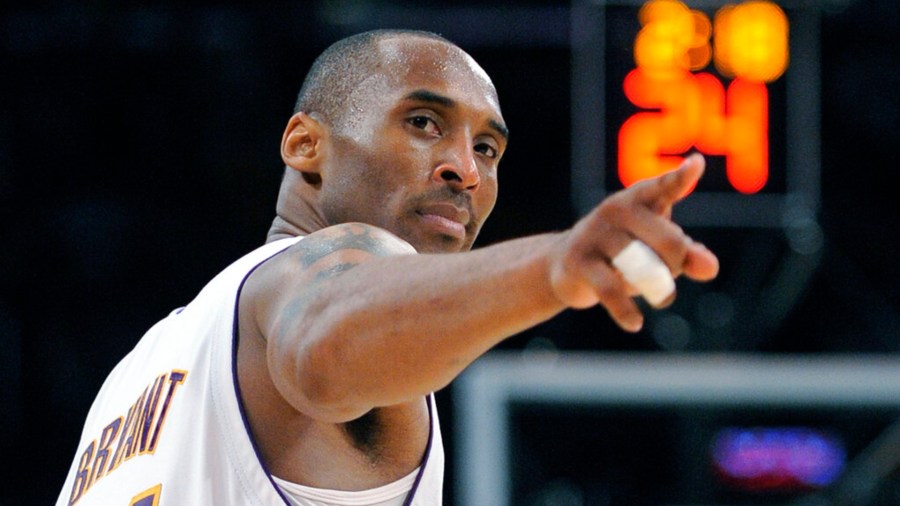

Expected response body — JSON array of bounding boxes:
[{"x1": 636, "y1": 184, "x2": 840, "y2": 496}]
[{"x1": 415, "y1": 203, "x2": 471, "y2": 240}]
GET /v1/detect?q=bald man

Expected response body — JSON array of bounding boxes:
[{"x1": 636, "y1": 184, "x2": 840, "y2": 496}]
[{"x1": 57, "y1": 29, "x2": 718, "y2": 506}]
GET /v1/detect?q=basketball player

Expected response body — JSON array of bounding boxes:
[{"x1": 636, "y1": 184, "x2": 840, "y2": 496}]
[{"x1": 56, "y1": 29, "x2": 719, "y2": 505}]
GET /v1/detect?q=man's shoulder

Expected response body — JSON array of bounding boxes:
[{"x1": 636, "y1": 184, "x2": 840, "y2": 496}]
[{"x1": 297, "y1": 223, "x2": 416, "y2": 257}]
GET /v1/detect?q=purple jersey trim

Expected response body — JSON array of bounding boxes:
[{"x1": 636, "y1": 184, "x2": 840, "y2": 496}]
[
  {"x1": 402, "y1": 394, "x2": 435, "y2": 506},
  {"x1": 231, "y1": 245, "x2": 295, "y2": 506}
]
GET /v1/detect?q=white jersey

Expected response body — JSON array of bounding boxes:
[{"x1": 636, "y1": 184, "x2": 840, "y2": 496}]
[{"x1": 57, "y1": 237, "x2": 445, "y2": 506}]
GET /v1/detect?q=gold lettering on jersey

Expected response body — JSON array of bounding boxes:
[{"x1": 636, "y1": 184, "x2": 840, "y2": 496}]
[{"x1": 68, "y1": 369, "x2": 187, "y2": 506}]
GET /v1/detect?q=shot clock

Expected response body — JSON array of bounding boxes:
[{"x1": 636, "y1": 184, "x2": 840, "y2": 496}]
[
  {"x1": 619, "y1": 0, "x2": 788, "y2": 194},
  {"x1": 571, "y1": 0, "x2": 821, "y2": 227}
]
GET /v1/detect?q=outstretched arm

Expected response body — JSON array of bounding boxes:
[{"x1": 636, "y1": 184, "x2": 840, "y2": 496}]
[{"x1": 242, "y1": 154, "x2": 718, "y2": 423}]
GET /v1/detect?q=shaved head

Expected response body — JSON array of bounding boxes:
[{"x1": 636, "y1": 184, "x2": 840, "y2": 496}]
[{"x1": 294, "y1": 29, "x2": 455, "y2": 133}]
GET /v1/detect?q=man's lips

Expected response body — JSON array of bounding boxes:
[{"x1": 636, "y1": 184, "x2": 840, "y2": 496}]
[{"x1": 416, "y1": 203, "x2": 471, "y2": 240}]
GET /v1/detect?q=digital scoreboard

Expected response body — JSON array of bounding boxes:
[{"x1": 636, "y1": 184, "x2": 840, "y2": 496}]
[
  {"x1": 620, "y1": 0, "x2": 788, "y2": 194},
  {"x1": 571, "y1": 0, "x2": 821, "y2": 227}
]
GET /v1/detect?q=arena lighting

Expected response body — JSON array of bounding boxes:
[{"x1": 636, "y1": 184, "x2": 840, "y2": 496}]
[
  {"x1": 618, "y1": 0, "x2": 788, "y2": 195},
  {"x1": 711, "y1": 426, "x2": 846, "y2": 491}
]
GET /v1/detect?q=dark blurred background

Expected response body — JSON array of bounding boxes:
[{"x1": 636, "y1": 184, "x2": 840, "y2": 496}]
[{"x1": 1, "y1": 0, "x2": 897, "y2": 504}]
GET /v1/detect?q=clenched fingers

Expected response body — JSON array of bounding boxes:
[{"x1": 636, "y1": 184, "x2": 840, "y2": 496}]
[{"x1": 549, "y1": 249, "x2": 645, "y2": 331}]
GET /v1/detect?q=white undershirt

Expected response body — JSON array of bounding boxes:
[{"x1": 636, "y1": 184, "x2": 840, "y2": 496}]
[{"x1": 271, "y1": 467, "x2": 420, "y2": 506}]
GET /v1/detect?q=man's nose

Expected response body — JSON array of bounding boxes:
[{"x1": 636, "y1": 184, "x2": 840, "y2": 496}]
[{"x1": 431, "y1": 139, "x2": 480, "y2": 191}]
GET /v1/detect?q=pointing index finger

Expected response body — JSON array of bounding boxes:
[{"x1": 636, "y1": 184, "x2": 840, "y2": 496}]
[{"x1": 636, "y1": 153, "x2": 706, "y2": 213}]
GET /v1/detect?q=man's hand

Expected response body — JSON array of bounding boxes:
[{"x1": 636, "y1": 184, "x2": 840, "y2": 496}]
[{"x1": 549, "y1": 153, "x2": 719, "y2": 332}]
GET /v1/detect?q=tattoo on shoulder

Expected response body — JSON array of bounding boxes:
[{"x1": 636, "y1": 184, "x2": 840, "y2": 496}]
[
  {"x1": 313, "y1": 262, "x2": 357, "y2": 283},
  {"x1": 298, "y1": 224, "x2": 401, "y2": 269}
]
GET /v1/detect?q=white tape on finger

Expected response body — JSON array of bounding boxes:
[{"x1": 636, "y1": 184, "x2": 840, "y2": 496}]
[{"x1": 612, "y1": 240, "x2": 675, "y2": 307}]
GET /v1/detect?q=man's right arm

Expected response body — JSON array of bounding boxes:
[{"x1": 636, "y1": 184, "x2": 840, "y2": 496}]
[{"x1": 241, "y1": 154, "x2": 718, "y2": 423}]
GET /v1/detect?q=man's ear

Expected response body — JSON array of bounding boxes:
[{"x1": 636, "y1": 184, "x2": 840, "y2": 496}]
[{"x1": 281, "y1": 112, "x2": 326, "y2": 185}]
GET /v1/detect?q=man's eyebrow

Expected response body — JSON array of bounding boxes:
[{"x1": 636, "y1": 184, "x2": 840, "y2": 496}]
[
  {"x1": 404, "y1": 89, "x2": 509, "y2": 141},
  {"x1": 404, "y1": 89, "x2": 455, "y2": 108},
  {"x1": 489, "y1": 119, "x2": 509, "y2": 142}
]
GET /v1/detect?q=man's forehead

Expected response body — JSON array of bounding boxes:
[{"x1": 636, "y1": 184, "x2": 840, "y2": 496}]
[
  {"x1": 370, "y1": 37, "x2": 503, "y2": 119},
  {"x1": 376, "y1": 37, "x2": 497, "y2": 98}
]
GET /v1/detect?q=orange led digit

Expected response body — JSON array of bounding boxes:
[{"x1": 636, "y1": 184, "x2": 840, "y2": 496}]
[
  {"x1": 620, "y1": 68, "x2": 703, "y2": 187},
  {"x1": 724, "y1": 78, "x2": 769, "y2": 193},
  {"x1": 714, "y1": 1, "x2": 789, "y2": 82}
]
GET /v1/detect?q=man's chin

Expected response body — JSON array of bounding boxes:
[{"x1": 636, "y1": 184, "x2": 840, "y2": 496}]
[{"x1": 412, "y1": 235, "x2": 472, "y2": 254}]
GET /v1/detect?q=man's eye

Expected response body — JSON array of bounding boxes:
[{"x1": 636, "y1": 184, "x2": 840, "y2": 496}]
[
  {"x1": 475, "y1": 143, "x2": 498, "y2": 159},
  {"x1": 408, "y1": 116, "x2": 438, "y2": 133}
]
